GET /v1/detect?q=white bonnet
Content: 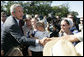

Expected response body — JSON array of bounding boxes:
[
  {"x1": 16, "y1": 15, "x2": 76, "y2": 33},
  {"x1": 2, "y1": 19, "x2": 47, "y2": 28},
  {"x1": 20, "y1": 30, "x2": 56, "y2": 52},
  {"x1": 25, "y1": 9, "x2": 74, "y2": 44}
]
[{"x1": 63, "y1": 18, "x2": 73, "y2": 28}]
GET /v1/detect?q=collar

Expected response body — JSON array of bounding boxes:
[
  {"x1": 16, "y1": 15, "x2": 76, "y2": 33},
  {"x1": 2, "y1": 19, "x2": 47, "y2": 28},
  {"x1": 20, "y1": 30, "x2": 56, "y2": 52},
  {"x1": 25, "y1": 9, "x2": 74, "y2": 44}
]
[{"x1": 15, "y1": 18, "x2": 19, "y2": 26}]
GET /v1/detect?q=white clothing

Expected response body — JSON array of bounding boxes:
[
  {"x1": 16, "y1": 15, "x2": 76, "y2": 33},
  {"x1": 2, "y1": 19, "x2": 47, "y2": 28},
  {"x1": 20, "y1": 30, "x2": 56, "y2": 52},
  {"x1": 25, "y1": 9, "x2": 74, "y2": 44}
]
[
  {"x1": 15, "y1": 18, "x2": 19, "y2": 26},
  {"x1": 1, "y1": 21, "x2": 4, "y2": 32},
  {"x1": 74, "y1": 29, "x2": 83, "y2": 42},
  {"x1": 29, "y1": 31, "x2": 50, "y2": 52},
  {"x1": 79, "y1": 24, "x2": 83, "y2": 31}
]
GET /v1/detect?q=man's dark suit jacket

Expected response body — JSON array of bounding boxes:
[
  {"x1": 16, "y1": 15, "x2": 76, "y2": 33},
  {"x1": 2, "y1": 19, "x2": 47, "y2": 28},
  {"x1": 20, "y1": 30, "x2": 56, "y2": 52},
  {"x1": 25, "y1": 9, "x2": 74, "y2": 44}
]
[{"x1": 1, "y1": 16, "x2": 36, "y2": 55}]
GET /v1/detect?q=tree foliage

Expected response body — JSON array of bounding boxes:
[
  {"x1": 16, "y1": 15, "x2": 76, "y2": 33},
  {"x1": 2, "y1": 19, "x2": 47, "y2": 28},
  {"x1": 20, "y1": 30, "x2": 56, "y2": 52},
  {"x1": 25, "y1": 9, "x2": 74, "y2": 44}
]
[{"x1": 1, "y1": 1, "x2": 78, "y2": 17}]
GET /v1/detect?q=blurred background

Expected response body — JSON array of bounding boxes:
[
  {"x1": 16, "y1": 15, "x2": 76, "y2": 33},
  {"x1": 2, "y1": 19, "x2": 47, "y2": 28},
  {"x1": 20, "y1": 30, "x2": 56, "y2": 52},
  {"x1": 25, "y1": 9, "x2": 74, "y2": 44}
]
[{"x1": 1, "y1": 1, "x2": 83, "y2": 18}]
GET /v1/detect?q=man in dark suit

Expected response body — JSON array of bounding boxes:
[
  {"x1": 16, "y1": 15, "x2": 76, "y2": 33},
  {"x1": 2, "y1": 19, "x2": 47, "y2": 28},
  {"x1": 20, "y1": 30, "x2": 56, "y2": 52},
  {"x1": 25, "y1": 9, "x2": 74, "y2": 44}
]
[{"x1": 1, "y1": 4, "x2": 51, "y2": 56}]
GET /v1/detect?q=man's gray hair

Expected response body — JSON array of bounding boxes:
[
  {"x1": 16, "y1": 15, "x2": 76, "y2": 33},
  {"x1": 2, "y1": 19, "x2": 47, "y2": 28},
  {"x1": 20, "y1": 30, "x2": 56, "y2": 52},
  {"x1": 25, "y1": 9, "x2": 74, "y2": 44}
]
[{"x1": 10, "y1": 4, "x2": 22, "y2": 14}]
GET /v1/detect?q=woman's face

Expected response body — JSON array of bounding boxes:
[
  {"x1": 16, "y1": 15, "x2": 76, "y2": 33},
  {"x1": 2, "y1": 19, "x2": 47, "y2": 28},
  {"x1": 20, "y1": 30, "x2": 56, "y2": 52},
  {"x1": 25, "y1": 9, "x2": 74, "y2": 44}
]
[
  {"x1": 26, "y1": 19, "x2": 31, "y2": 26},
  {"x1": 31, "y1": 19, "x2": 36, "y2": 25},
  {"x1": 61, "y1": 20, "x2": 70, "y2": 32}
]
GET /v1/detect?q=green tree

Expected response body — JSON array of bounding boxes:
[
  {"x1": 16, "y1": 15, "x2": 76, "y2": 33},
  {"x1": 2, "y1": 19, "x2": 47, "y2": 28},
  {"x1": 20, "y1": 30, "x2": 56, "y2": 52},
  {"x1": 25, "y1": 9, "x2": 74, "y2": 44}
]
[
  {"x1": 1, "y1": 1, "x2": 78, "y2": 18},
  {"x1": 52, "y1": 3, "x2": 70, "y2": 17}
]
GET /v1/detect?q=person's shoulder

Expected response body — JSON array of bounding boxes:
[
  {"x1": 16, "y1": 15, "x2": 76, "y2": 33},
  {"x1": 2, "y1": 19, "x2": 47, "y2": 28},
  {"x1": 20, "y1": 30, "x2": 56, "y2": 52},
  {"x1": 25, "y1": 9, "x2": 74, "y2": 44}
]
[
  {"x1": 44, "y1": 31, "x2": 51, "y2": 35},
  {"x1": 36, "y1": 31, "x2": 42, "y2": 34},
  {"x1": 5, "y1": 16, "x2": 14, "y2": 22},
  {"x1": 6, "y1": 15, "x2": 13, "y2": 19},
  {"x1": 4, "y1": 16, "x2": 16, "y2": 27}
]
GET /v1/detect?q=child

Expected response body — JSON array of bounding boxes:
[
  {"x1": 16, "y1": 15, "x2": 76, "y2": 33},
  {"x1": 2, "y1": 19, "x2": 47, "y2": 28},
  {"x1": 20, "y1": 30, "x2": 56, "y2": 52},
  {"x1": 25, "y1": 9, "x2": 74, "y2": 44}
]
[{"x1": 28, "y1": 21, "x2": 51, "y2": 56}]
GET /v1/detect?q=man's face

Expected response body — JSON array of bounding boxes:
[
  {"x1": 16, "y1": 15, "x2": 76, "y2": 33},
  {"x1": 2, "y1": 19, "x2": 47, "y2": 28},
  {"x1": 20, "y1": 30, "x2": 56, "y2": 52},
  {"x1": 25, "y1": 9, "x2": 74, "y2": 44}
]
[{"x1": 13, "y1": 7, "x2": 24, "y2": 20}]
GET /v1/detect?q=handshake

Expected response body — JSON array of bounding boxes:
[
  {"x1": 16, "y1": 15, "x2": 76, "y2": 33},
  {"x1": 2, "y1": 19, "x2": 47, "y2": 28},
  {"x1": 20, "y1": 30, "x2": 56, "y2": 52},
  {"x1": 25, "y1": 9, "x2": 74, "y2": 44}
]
[{"x1": 38, "y1": 38, "x2": 52, "y2": 46}]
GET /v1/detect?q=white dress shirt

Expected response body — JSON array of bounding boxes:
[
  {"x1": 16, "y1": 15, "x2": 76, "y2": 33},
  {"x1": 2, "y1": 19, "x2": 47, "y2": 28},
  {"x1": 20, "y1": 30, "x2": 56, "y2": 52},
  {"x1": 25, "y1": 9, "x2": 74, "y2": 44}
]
[{"x1": 15, "y1": 18, "x2": 19, "y2": 26}]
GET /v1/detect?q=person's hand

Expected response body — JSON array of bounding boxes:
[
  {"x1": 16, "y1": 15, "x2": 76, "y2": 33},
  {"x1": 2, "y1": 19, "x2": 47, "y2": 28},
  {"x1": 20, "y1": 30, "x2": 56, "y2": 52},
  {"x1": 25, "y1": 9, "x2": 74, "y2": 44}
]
[
  {"x1": 43, "y1": 38, "x2": 52, "y2": 45},
  {"x1": 39, "y1": 38, "x2": 52, "y2": 46},
  {"x1": 59, "y1": 29, "x2": 64, "y2": 33},
  {"x1": 1, "y1": 50, "x2": 4, "y2": 56}
]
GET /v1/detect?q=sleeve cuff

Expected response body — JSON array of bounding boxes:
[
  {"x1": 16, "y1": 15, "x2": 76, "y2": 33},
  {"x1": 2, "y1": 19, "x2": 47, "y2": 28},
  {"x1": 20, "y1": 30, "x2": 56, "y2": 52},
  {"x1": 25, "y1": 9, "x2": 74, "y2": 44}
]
[{"x1": 36, "y1": 39, "x2": 39, "y2": 45}]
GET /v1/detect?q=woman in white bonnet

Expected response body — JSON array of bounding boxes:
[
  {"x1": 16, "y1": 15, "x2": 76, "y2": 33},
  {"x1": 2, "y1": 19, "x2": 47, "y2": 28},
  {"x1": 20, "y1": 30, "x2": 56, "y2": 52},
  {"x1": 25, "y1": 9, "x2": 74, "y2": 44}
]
[
  {"x1": 59, "y1": 18, "x2": 79, "y2": 46},
  {"x1": 59, "y1": 18, "x2": 73, "y2": 37}
]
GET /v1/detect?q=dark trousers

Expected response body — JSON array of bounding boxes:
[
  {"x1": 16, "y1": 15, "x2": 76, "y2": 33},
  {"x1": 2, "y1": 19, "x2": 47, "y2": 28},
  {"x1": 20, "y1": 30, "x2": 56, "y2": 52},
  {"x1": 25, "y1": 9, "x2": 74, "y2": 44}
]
[
  {"x1": 21, "y1": 46, "x2": 28, "y2": 56},
  {"x1": 31, "y1": 51, "x2": 43, "y2": 56}
]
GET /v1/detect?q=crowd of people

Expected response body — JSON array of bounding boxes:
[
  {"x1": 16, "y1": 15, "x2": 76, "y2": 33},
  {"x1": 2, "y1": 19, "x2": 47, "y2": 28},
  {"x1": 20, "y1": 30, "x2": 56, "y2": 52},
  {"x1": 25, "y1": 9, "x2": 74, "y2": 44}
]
[{"x1": 1, "y1": 4, "x2": 83, "y2": 56}]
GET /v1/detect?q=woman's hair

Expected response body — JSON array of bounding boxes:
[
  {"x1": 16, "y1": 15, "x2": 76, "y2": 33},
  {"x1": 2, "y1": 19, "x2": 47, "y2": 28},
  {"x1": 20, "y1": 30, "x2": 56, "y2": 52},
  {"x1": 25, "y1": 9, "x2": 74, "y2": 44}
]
[
  {"x1": 1, "y1": 12, "x2": 6, "y2": 17},
  {"x1": 36, "y1": 21, "x2": 45, "y2": 28},
  {"x1": 64, "y1": 19, "x2": 70, "y2": 25}
]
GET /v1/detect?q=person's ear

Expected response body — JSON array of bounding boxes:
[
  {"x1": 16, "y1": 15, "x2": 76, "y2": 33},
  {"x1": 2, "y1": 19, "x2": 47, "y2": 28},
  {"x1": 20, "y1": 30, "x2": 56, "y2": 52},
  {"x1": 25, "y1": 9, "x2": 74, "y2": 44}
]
[{"x1": 12, "y1": 12, "x2": 16, "y2": 17}]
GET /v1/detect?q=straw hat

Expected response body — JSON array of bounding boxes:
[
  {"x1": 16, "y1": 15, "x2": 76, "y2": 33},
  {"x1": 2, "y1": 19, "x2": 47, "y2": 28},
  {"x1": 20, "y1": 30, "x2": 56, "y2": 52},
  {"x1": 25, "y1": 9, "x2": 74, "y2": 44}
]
[{"x1": 43, "y1": 39, "x2": 79, "y2": 56}]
